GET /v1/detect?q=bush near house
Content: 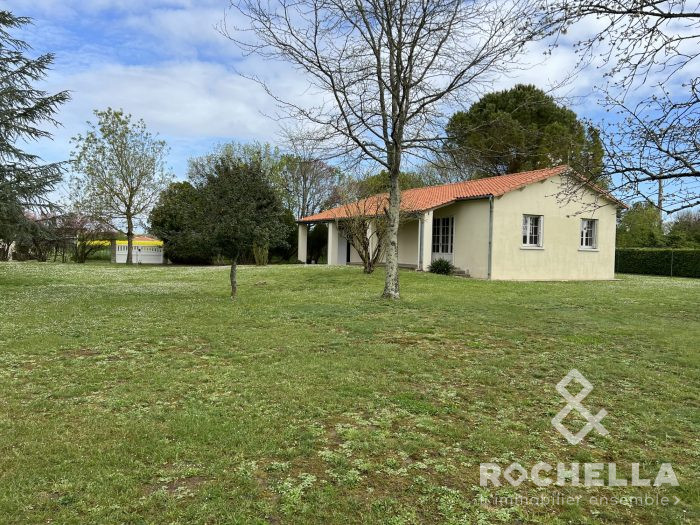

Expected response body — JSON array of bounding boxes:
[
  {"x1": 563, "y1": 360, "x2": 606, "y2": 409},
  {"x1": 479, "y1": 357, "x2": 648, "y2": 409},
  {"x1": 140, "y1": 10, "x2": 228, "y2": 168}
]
[
  {"x1": 428, "y1": 258, "x2": 455, "y2": 275},
  {"x1": 616, "y1": 248, "x2": 700, "y2": 278}
]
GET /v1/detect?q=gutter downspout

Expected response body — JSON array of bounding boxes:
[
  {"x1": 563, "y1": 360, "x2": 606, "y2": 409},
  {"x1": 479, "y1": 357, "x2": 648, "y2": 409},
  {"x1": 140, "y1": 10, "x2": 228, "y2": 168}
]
[
  {"x1": 418, "y1": 216, "x2": 424, "y2": 270},
  {"x1": 487, "y1": 195, "x2": 494, "y2": 280}
]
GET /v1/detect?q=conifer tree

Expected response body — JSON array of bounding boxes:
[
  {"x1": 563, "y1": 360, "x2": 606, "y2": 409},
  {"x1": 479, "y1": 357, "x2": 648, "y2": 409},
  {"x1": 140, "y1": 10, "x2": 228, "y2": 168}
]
[{"x1": 0, "y1": 11, "x2": 69, "y2": 251}]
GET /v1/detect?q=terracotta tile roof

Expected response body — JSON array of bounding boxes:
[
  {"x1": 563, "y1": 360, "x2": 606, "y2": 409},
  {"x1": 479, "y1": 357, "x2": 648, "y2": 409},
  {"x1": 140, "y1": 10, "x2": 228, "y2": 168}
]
[{"x1": 299, "y1": 165, "x2": 624, "y2": 223}]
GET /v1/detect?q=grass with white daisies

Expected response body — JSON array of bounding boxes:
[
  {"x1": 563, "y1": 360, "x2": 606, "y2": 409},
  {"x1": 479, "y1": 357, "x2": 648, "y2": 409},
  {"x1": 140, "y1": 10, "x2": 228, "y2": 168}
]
[{"x1": 0, "y1": 262, "x2": 697, "y2": 524}]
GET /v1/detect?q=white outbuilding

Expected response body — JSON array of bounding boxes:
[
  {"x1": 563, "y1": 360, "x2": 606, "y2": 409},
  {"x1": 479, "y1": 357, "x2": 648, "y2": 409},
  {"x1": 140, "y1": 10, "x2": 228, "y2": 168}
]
[{"x1": 112, "y1": 236, "x2": 164, "y2": 264}]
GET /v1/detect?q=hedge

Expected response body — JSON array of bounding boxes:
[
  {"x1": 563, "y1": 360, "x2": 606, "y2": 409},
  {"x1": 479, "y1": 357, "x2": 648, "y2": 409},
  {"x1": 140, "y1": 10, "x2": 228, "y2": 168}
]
[{"x1": 615, "y1": 248, "x2": 700, "y2": 278}]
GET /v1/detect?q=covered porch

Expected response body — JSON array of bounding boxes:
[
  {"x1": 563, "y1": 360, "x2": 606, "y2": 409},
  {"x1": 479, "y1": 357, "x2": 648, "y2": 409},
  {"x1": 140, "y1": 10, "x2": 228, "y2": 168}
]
[{"x1": 297, "y1": 209, "x2": 454, "y2": 271}]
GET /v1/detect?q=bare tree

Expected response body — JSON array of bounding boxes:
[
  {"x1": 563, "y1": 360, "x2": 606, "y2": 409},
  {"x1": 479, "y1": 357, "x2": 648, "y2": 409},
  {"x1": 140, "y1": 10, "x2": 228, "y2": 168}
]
[
  {"x1": 337, "y1": 204, "x2": 388, "y2": 274},
  {"x1": 223, "y1": 0, "x2": 544, "y2": 299},
  {"x1": 333, "y1": 178, "x2": 392, "y2": 273},
  {"x1": 540, "y1": 1, "x2": 700, "y2": 214},
  {"x1": 70, "y1": 109, "x2": 172, "y2": 264},
  {"x1": 59, "y1": 213, "x2": 111, "y2": 263},
  {"x1": 278, "y1": 125, "x2": 342, "y2": 219}
]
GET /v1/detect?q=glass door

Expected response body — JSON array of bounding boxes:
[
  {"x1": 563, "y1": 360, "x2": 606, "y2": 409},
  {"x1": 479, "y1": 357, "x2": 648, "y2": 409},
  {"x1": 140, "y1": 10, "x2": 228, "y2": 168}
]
[{"x1": 431, "y1": 217, "x2": 454, "y2": 263}]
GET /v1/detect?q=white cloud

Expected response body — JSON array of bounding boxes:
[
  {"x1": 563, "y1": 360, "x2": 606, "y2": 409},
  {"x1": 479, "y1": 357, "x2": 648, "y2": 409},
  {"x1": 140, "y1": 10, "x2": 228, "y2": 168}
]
[
  {"x1": 123, "y1": 6, "x2": 236, "y2": 55},
  {"x1": 56, "y1": 61, "x2": 276, "y2": 138},
  {"x1": 7, "y1": 0, "x2": 315, "y2": 176},
  {"x1": 10, "y1": 0, "x2": 674, "y2": 179},
  {"x1": 6, "y1": 0, "x2": 204, "y2": 18},
  {"x1": 29, "y1": 55, "x2": 317, "y2": 179}
]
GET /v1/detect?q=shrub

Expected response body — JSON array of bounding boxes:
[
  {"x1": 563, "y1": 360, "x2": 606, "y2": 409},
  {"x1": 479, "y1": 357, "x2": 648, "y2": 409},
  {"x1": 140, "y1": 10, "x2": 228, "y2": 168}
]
[
  {"x1": 149, "y1": 182, "x2": 216, "y2": 265},
  {"x1": 615, "y1": 248, "x2": 700, "y2": 278},
  {"x1": 428, "y1": 258, "x2": 455, "y2": 275},
  {"x1": 253, "y1": 242, "x2": 269, "y2": 266},
  {"x1": 85, "y1": 247, "x2": 111, "y2": 261}
]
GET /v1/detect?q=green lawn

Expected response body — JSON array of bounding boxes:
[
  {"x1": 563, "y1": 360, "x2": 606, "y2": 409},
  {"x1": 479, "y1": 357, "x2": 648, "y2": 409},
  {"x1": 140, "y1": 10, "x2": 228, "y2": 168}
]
[{"x1": 0, "y1": 263, "x2": 698, "y2": 524}]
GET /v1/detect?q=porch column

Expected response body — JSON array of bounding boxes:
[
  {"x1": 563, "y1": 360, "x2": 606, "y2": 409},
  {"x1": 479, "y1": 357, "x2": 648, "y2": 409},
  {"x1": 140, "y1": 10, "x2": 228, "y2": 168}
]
[
  {"x1": 297, "y1": 223, "x2": 308, "y2": 263},
  {"x1": 337, "y1": 228, "x2": 347, "y2": 265},
  {"x1": 418, "y1": 210, "x2": 433, "y2": 271},
  {"x1": 327, "y1": 221, "x2": 339, "y2": 265}
]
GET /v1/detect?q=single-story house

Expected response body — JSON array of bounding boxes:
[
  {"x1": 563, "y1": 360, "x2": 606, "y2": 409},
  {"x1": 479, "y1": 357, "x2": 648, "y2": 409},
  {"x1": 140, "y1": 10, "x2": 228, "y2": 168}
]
[
  {"x1": 297, "y1": 165, "x2": 627, "y2": 280},
  {"x1": 111, "y1": 236, "x2": 164, "y2": 264}
]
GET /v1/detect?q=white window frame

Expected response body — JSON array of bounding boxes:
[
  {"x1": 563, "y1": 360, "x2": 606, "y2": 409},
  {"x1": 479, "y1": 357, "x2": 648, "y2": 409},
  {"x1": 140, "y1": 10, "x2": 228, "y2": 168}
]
[
  {"x1": 580, "y1": 219, "x2": 598, "y2": 250},
  {"x1": 432, "y1": 217, "x2": 454, "y2": 254},
  {"x1": 522, "y1": 215, "x2": 543, "y2": 248}
]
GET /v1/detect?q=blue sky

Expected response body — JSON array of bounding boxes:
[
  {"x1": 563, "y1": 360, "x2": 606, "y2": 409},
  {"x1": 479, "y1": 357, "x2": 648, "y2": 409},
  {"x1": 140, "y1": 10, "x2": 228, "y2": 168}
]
[{"x1": 10, "y1": 0, "x2": 605, "y2": 184}]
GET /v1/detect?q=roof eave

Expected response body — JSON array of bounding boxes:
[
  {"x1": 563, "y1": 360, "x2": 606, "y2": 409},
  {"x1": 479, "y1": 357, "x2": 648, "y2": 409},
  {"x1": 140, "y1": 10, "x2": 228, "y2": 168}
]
[
  {"x1": 566, "y1": 171, "x2": 629, "y2": 209},
  {"x1": 453, "y1": 194, "x2": 493, "y2": 204}
]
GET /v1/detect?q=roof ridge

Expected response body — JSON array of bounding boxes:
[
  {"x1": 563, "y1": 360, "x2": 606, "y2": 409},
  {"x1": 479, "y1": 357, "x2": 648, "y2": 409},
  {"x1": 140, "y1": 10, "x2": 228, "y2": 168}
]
[
  {"x1": 408, "y1": 164, "x2": 568, "y2": 190},
  {"x1": 298, "y1": 164, "x2": 627, "y2": 224}
]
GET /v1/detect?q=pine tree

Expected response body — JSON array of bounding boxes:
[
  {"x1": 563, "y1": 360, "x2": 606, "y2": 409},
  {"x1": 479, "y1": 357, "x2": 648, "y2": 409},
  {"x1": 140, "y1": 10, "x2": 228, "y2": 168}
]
[
  {"x1": 445, "y1": 85, "x2": 604, "y2": 180},
  {"x1": 0, "y1": 11, "x2": 69, "y2": 253}
]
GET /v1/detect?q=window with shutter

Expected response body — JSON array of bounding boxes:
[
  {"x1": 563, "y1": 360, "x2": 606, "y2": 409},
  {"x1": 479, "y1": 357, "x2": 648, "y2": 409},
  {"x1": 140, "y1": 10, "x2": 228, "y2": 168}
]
[{"x1": 522, "y1": 215, "x2": 543, "y2": 247}]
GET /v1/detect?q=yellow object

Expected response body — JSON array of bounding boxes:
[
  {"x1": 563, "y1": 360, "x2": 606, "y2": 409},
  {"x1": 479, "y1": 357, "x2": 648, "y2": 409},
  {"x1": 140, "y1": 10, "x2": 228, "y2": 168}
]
[
  {"x1": 115, "y1": 240, "x2": 163, "y2": 247},
  {"x1": 88, "y1": 240, "x2": 164, "y2": 247}
]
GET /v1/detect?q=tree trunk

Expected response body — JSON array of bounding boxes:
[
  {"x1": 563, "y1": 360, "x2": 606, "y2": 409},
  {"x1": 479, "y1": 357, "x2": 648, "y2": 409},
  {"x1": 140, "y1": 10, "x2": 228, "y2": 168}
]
[
  {"x1": 126, "y1": 215, "x2": 134, "y2": 264},
  {"x1": 230, "y1": 258, "x2": 238, "y2": 300},
  {"x1": 126, "y1": 234, "x2": 134, "y2": 264},
  {"x1": 382, "y1": 163, "x2": 401, "y2": 299}
]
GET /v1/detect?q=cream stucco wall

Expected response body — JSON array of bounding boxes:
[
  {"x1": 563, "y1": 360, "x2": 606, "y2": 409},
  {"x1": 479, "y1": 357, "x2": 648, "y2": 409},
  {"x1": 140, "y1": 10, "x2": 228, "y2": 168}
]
[
  {"x1": 397, "y1": 219, "x2": 419, "y2": 267},
  {"x1": 349, "y1": 243, "x2": 361, "y2": 264},
  {"x1": 433, "y1": 201, "x2": 491, "y2": 278},
  {"x1": 489, "y1": 175, "x2": 617, "y2": 280},
  {"x1": 329, "y1": 173, "x2": 618, "y2": 280}
]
